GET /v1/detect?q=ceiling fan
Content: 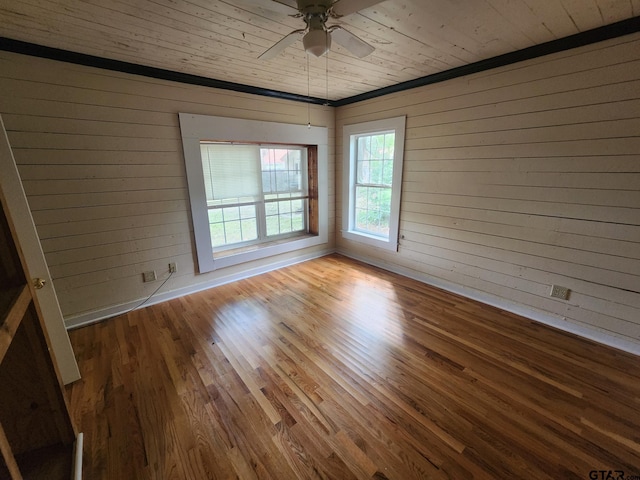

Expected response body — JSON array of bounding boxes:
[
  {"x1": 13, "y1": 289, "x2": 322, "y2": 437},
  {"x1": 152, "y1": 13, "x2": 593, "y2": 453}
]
[{"x1": 256, "y1": 0, "x2": 385, "y2": 60}]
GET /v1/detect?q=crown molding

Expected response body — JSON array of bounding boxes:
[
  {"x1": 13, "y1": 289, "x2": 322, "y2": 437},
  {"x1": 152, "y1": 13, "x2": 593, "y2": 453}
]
[{"x1": 1, "y1": 16, "x2": 639, "y2": 107}]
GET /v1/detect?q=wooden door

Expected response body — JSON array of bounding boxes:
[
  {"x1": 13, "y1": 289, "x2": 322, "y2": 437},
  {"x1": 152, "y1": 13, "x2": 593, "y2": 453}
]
[
  {"x1": 0, "y1": 118, "x2": 81, "y2": 479},
  {"x1": 0, "y1": 116, "x2": 80, "y2": 384}
]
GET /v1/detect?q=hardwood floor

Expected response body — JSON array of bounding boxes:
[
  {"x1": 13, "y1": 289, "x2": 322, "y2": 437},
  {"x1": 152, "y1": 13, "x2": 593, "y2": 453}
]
[{"x1": 66, "y1": 254, "x2": 640, "y2": 479}]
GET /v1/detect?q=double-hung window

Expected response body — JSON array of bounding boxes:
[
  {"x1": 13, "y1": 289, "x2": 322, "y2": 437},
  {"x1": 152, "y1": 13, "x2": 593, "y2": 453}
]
[
  {"x1": 342, "y1": 116, "x2": 406, "y2": 251},
  {"x1": 201, "y1": 143, "x2": 308, "y2": 249},
  {"x1": 180, "y1": 113, "x2": 328, "y2": 273}
]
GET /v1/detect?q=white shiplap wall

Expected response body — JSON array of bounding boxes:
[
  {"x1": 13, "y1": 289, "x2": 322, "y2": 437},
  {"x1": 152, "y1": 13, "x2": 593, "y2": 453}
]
[
  {"x1": 0, "y1": 52, "x2": 335, "y2": 326},
  {"x1": 336, "y1": 33, "x2": 640, "y2": 352}
]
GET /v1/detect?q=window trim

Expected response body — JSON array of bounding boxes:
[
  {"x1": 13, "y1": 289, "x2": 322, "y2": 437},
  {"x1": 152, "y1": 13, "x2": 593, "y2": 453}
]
[
  {"x1": 342, "y1": 116, "x2": 406, "y2": 251},
  {"x1": 179, "y1": 113, "x2": 328, "y2": 273}
]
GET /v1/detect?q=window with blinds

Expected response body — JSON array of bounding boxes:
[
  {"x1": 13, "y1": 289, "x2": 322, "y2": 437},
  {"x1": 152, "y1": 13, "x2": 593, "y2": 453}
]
[
  {"x1": 179, "y1": 113, "x2": 328, "y2": 273},
  {"x1": 200, "y1": 143, "x2": 309, "y2": 250}
]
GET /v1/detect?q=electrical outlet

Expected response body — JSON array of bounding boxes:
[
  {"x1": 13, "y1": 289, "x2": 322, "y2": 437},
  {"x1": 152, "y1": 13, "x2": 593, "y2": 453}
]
[
  {"x1": 143, "y1": 270, "x2": 157, "y2": 283},
  {"x1": 169, "y1": 262, "x2": 177, "y2": 273},
  {"x1": 550, "y1": 284, "x2": 569, "y2": 300}
]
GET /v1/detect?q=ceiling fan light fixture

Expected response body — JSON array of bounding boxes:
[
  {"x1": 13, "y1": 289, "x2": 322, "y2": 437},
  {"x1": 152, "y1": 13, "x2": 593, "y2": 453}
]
[{"x1": 303, "y1": 29, "x2": 331, "y2": 57}]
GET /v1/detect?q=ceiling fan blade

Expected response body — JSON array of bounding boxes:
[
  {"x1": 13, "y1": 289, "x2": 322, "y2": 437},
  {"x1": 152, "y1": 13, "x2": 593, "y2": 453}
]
[
  {"x1": 258, "y1": 29, "x2": 305, "y2": 60},
  {"x1": 330, "y1": 0, "x2": 385, "y2": 17},
  {"x1": 329, "y1": 26, "x2": 374, "y2": 58},
  {"x1": 232, "y1": 0, "x2": 297, "y2": 15},
  {"x1": 271, "y1": 0, "x2": 298, "y2": 9}
]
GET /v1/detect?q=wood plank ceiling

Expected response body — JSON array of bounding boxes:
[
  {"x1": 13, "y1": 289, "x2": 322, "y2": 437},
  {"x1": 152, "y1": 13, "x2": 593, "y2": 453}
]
[{"x1": 0, "y1": 0, "x2": 639, "y2": 101}]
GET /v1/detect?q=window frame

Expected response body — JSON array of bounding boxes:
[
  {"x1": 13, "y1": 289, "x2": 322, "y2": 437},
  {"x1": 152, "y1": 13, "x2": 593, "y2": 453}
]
[
  {"x1": 179, "y1": 113, "x2": 328, "y2": 273},
  {"x1": 342, "y1": 116, "x2": 406, "y2": 251}
]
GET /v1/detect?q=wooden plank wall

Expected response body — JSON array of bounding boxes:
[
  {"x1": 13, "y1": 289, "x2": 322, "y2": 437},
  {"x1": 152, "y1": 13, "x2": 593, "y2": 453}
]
[
  {"x1": 0, "y1": 51, "x2": 335, "y2": 323},
  {"x1": 336, "y1": 33, "x2": 640, "y2": 350}
]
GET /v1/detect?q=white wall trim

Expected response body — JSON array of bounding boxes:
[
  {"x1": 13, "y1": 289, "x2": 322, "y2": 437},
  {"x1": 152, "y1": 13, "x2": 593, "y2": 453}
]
[
  {"x1": 337, "y1": 249, "x2": 640, "y2": 357},
  {"x1": 65, "y1": 248, "x2": 335, "y2": 330}
]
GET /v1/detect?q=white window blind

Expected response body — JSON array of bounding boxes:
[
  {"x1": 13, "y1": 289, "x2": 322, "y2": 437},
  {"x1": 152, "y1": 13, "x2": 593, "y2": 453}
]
[{"x1": 200, "y1": 144, "x2": 261, "y2": 202}]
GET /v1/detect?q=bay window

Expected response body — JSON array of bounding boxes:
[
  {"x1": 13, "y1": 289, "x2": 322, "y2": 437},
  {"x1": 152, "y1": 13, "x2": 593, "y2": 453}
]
[{"x1": 179, "y1": 113, "x2": 328, "y2": 273}]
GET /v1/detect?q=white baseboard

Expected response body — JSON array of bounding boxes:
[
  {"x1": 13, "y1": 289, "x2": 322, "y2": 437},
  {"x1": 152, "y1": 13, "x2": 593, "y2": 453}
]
[
  {"x1": 65, "y1": 248, "x2": 335, "y2": 330},
  {"x1": 337, "y1": 249, "x2": 640, "y2": 357},
  {"x1": 66, "y1": 246, "x2": 640, "y2": 357}
]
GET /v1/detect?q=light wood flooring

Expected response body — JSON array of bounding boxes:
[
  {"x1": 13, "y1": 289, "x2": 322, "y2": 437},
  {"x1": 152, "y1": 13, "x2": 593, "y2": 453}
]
[{"x1": 66, "y1": 254, "x2": 640, "y2": 479}]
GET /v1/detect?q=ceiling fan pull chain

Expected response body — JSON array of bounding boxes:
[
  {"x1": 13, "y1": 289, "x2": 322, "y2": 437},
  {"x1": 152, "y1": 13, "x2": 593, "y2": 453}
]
[
  {"x1": 307, "y1": 53, "x2": 311, "y2": 128},
  {"x1": 325, "y1": 37, "x2": 329, "y2": 106}
]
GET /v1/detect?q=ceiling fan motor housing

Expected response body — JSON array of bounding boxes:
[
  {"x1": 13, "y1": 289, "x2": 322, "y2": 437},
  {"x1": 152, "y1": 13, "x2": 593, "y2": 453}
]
[
  {"x1": 298, "y1": 0, "x2": 333, "y2": 56},
  {"x1": 258, "y1": 0, "x2": 376, "y2": 60},
  {"x1": 296, "y1": 0, "x2": 334, "y2": 15}
]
